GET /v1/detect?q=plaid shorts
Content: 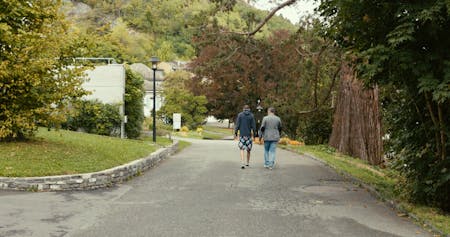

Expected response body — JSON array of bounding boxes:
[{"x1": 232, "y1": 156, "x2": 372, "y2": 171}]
[{"x1": 238, "y1": 136, "x2": 253, "y2": 151}]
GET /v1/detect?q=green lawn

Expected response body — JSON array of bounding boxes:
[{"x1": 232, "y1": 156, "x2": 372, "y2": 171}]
[
  {"x1": 172, "y1": 126, "x2": 233, "y2": 140},
  {"x1": 283, "y1": 144, "x2": 450, "y2": 236},
  {"x1": 0, "y1": 129, "x2": 174, "y2": 177},
  {"x1": 140, "y1": 135, "x2": 191, "y2": 152},
  {"x1": 203, "y1": 130, "x2": 228, "y2": 140},
  {"x1": 140, "y1": 136, "x2": 173, "y2": 147},
  {"x1": 203, "y1": 125, "x2": 234, "y2": 135},
  {"x1": 177, "y1": 140, "x2": 191, "y2": 151}
]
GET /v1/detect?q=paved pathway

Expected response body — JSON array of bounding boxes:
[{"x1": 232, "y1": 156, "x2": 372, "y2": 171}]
[{"x1": 0, "y1": 139, "x2": 430, "y2": 237}]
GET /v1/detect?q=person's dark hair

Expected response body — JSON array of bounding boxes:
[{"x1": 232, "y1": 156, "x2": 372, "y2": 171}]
[
  {"x1": 268, "y1": 107, "x2": 276, "y2": 113},
  {"x1": 243, "y1": 105, "x2": 250, "y2": 110}
]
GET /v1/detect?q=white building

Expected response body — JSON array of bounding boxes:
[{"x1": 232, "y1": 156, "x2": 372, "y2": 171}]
[
  {"x1": 82, "y1": 64, "x2": 126, "y2": 104},
  {"x1": 129, "y1": 61, "x2": 190, "y2": 117},
  {"x1": 81, "y1": 63, "x2": 126, "y2": 138}
]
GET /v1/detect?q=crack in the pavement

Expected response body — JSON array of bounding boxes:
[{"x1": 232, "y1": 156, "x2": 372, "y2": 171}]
[{"x1": 41, "y1": 214, "x2": 74, "y2": 223}]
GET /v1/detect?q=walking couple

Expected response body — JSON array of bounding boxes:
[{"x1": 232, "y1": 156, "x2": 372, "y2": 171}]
[{"x1": 234, "y1": 105, "x2": 282, "y2": 170}]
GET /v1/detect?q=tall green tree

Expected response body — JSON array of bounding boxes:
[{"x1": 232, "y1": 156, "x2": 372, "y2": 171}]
[
  {"x1": 319, "y1": 0, "x2": 450, "y2": 210},
  {"x1": 0, "y1": 0, "x2": 86, "y2": 140},
  {"x1": 265, "y1": 26, "x2": 341, "y2": 143},
  {"x1": 158, "y1": 71, "x2": 208, "y2": 128}
]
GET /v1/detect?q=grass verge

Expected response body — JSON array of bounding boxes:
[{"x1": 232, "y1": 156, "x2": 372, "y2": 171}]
[
  {"x1": 0, "y1": 128, "x2": 172, "y2": 177},
  {"x1": 203, "y1": 126, "x2": 234, "y2": 135},
  {"x1": 177, "y1": 140, "x2": 191, "y2": 152},
  {"x1": 173, "y1": 128, "x2": 230, "y2": 140},
  {"x1": 282, "y1": 144, "x2": 450, "y2": 236}
]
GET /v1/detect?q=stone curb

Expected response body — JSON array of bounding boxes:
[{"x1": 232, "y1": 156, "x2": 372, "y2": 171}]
[
  {"x1": 282, "y1": 147, "x2": 448, "y2": 237},
  {"x1": 0, "y1": 140, "x2": 179, "y2": 192}
]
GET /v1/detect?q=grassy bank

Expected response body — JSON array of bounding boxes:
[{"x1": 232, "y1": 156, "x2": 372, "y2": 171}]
[
  {"x1": 0, "y1": 129, "x2": 177, "y2": 177},
  {"x1": 283, "y1": 145, "x2": 450, "y2": 236}
]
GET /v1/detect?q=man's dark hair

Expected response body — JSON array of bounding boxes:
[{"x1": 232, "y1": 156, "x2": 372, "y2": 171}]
[{"x1": 268, "y1": 107, "x2": 276, "y2": 113}]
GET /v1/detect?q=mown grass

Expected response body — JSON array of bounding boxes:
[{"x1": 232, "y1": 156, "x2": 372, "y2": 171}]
[
  {"x1": 173, "y1": 128, "x2": 230, "y2": 140},
  {"x1": 140, "y1": 136, "x2": 173, "y2": 147},
  {"x1": 283, "y1": 144, "x2": 450, "y2": 236},
  {"x1": 0, "y1": 129, "x2": 172, "y2": 177},
  {"x1": 177, "y1": 140, "x2": 191, "y2": 151},
  {"x1": 203, "y1": 126, "x2": 234, "y2": 135},
  {"x1": 140, "y1": 135, "x2": 191, "y2": 152},
  {"x1": 203, "y1": 130, "x2": 228, "y2": 140}
]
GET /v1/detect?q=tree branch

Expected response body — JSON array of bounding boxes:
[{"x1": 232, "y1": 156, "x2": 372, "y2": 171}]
[
  {"x1": 437, "y1": 103, "x2": 446, "y2": 160},
  {"x1": 424, "y1": 92, "x2": 441, "y2": 158},
  {"x1": 295, "y1": 47, "x2": 311, "y2": 58},
  {"x1": 313, "y1": 46, "x2": 327, "y2": 108},
  {"x1": 220, "y1": 0, "x2": 298, "y2": 37},
  {"x1": 320, "y1": 65, "x2": 341, "y2": 106},
  {"x1": 297, "y1": 107, "x2": 334, "y2": 115},
  {"x1": 223, "y1": 46, "x2": 241, "y2": 62}
]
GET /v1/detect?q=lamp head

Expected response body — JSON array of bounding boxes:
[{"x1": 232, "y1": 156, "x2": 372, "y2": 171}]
[{"x1": 150, "y1": 56, "x2": 160, "y2": 70}]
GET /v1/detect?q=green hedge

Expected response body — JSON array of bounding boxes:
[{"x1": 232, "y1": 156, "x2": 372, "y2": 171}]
[{"x1": 63, "y1": 100, "x2": 121, "y2": 136}]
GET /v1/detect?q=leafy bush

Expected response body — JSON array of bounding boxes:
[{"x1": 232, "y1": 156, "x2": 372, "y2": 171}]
[
  {"x1": 278, "y1": 137, "x2": 304, "y2": 146},
  {"x1": 145, "y1": 118, "x2": 172, "y2": 131},
  {"x1": 180, "y1": 126, "x2": 189, "y2": 132},
  {"x1": 158, "y1": 71, "x2": 208, "y2": 129},
  {"x1": 297, "y1": 109, "x2": 333, "y2": 145},
  {"x1": 384, "y1": 89, "x2": 450, "y2": 211},
  {"x1": 319, "y1": 0, "x2": 450, "y2": 211},
  {"x1": 124, "y1": 67, "x2": 144, "y2": 139},
  {"x1": 63, "y1": 100, "x2": 121, "y2": 136},
  {"x1": 278, "y1": 137, "x2": 290, "y2": 145}
]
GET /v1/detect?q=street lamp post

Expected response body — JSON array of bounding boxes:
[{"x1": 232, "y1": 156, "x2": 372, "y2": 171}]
[
  {"x1": 150, "y1": 56, "x2": 160, "y2": 142},
  {"x1": 255, "y1": 99, "x2": 263, "y2": 138}
]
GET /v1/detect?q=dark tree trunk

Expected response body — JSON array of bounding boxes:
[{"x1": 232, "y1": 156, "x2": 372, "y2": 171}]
[{"x1": 329, "y1": 63, "x2": 383, "y2": 165}]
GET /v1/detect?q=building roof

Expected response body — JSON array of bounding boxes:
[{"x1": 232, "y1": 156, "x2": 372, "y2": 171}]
[{"x1": 130, "y1": 63, "x2": 164, "y2": 81}]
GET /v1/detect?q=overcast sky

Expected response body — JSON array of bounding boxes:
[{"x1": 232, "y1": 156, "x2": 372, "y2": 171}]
[{"x1": 250, "y1": 0, "x2": 318, "y2": 24}]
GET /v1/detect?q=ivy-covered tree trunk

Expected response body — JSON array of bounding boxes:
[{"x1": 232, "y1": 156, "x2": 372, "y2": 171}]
[
  {"x1": 329, "y1": 63, "x2": 383, "y2": 165},
  {"x1": 124, "y1": 67, "x2": 145, "y2": 139}
]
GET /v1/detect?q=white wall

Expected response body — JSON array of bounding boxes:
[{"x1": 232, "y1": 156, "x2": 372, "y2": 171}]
[
  {"x1": 82, "y1": 64, "x2": 126, "y2": 104},
  {"x1": 143, "y1": 91, "x2": 164, "y2": 117},
  {"x1": 81, "y1": 64, "x2": 126, "y2": 138}
]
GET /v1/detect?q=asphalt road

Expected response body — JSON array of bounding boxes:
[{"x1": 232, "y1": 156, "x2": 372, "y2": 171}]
[{"x1": 0, "y1": 138, "x2": 431, "y2": 237}]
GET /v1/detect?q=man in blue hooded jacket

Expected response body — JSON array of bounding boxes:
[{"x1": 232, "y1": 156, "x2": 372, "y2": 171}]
[{"x1": 234, "y1": 105, "x2": 257, "y2": 169}]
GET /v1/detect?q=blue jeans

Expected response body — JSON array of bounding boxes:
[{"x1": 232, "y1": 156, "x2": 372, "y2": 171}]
[{"x1": 264, "y1": 141, "x2": 277, "y2": 167}]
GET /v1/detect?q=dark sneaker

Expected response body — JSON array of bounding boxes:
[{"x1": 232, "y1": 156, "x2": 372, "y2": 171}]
[{"x1": 241, "y1": 165, "x2": 245, "y2": 169}]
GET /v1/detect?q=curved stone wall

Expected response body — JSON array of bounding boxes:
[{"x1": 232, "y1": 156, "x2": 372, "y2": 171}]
[{"x1": 0, "y1": 141, "x2": 178, "y2": 191}]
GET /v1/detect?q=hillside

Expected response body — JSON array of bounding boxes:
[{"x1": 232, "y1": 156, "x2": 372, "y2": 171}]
[{"x1": 62, "y1": 0, "x2": 296, "y2": 63}]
